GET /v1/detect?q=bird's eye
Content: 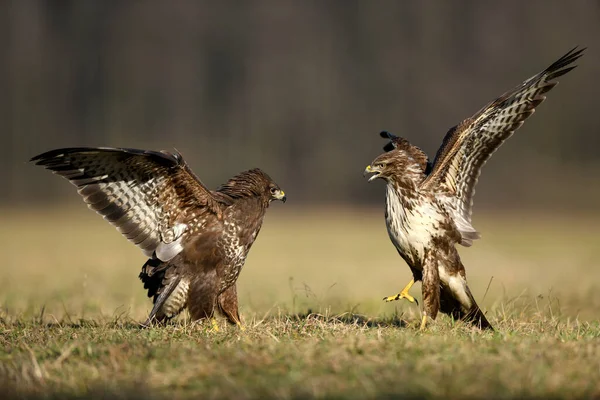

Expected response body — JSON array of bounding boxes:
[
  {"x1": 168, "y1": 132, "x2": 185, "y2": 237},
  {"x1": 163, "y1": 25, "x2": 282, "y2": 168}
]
[
  {"x1": 270, "y1": 187, "x2": 277, "y2": 194},
  {"x1": 376, "y1": 163, "x2": 385, "y2": 168}
]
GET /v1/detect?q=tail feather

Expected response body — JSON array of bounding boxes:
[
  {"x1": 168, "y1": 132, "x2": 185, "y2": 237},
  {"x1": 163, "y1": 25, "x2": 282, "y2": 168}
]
[
  {"x1": 462, "y1": 299, "x2": 494, "y2": 331},
  {"x1": 139, "y1": 257, "x2": 187, "y2": 326},
  {"x1": 463, "y1": 285, "x2": 493, "y2": 330},
  {"x1": 440, "y1": 282, "x2": 494, "y2": 330},
  {"x1": 143, "y1": 275, "x2": 181, "y2": 327}
]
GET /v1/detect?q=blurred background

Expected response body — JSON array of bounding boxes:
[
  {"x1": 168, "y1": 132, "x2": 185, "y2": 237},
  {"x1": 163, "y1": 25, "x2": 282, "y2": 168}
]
[
  {"x1": 2, "y1": 0, "x2": 600, "y2": 207},
  {"x1": 1, "y1": 1, "x2": 600, "y2": 323}
]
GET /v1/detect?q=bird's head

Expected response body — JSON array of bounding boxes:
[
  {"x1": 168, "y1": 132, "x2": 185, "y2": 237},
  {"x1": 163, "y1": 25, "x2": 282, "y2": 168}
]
[
  {"x1": 218, "y1": 168, "x2": 286, "y2": 204},
  {"x1": 267, "y1": 182, "x2": 286, "y2": 203},
  {"x1": 364, "y1": 150, "x2": 427, "y2": 185},
  {"x1": 364, "y1": 131, "x2": 429, "y2": 184},
  {"x1": 364, "y1": 151, "x2": 402, "y2": 183}
]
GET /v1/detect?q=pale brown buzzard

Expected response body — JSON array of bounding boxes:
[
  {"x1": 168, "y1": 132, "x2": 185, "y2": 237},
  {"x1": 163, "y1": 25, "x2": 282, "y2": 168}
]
[
  {"x1": 31, "y1": 147, "x2": 286, "y2": 327},
  {"x1": 364, "y1": 47, "x2": 584, "y2": 330}
]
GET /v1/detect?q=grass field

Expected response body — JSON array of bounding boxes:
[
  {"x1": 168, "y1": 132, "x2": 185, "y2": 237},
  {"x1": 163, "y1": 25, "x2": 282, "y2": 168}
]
[{"x1": 2, "y1": 206, "x2": 600, "y2": 399}]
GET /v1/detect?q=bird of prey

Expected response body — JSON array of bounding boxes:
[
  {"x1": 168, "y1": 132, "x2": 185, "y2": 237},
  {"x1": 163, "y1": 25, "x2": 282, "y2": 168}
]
[
  {"x1": 31, "y1": 147, "x2": 286, "y2": 327},
  {"x1": 364, "y1": 47, "x2": 584, "y2": 330}
]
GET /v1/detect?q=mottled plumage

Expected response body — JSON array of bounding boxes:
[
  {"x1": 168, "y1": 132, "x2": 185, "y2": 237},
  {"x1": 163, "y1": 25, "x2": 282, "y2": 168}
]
[
  {"x1": 365, "y1": 47, "x2": 584, "y2": 330},
  {"x1": 31, "y1": 147, "x2": 286, "y2": 326}
]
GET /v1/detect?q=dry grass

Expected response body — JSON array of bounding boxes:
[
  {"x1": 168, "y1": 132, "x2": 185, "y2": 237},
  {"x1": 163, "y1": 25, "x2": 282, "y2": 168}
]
[{"x1": 1, "y1": 206, "x2": 600, "y2": 399}]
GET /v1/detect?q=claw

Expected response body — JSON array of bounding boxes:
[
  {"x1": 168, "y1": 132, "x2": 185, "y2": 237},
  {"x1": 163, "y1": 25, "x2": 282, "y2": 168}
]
[
  {"x1": 383, "y1": 279, "x2": 418, "y2": 305},
  {"x1": 236, "y1": 321, "x2": 246, "y2": 332},
  {"x1": 383, "y1": 292, "x2": 418, "y2": 304}
]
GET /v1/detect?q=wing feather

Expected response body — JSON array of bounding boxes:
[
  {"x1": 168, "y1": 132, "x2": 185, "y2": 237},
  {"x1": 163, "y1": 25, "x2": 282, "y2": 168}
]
[
  {"x1": 380, "y1": 130, "x2": 432, "y2": 173},
  {"x1": 31, "y1": 147, "x2": 222, "y2": 261},
  {"x1": 421, "y1": 47, "x2": 584, "y2": 246}
]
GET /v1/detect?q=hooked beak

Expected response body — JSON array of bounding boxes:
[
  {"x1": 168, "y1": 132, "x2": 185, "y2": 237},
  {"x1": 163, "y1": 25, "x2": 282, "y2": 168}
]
[
  {"x1": 363, "y1": 165, "x2": 382, "y2": 182},
  {"x1": 273, "y1": 189, "x2": 286, "y2": 203}
]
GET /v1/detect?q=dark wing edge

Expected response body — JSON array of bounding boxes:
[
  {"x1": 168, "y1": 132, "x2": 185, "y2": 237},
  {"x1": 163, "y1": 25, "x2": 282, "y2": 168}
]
[
  {"x1": 30, "y1": 146, "x2": 181, "y2": 165},
  {"x1": 31, "y1": 147, "x2": 220, "y2": 261},
  {"x1": 379, "y1": 131, "x2": 433, "y2": 174},
  {"x1": 381, "y1": 131, "x2": 402, "y2": 152},
  {"x1": 421, "y1": 47, "x2": 584, "y2": 246}
]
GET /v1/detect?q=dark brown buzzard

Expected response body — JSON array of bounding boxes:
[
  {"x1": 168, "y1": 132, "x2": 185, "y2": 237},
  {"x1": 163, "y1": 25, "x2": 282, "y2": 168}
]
[
  {"x1": 364, "y1": 47, "x2": 584, "y2": 330},
  {"x1": 31, "y1": 147, "x2": 286, "y2": 327}
]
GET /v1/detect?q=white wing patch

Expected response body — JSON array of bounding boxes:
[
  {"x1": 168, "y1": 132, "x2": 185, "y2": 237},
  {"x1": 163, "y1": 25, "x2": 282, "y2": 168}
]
[
  {"x1": 155, "y1": 223, "x2": 188, "y2": 261},
  {"x1": 77, "y1": 177, "x2": 164, "y2": 257}
]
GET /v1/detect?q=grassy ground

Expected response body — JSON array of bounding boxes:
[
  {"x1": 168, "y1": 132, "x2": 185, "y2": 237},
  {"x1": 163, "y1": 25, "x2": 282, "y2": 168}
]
[{"x1": 1, "y1": 206, "x2": 600, "y2": 399}]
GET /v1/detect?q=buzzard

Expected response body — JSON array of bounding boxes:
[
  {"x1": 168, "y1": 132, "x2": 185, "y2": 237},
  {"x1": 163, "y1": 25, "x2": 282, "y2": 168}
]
[
  {"x1": 31, "y1": 147, "x2": 286, "y2": 327},
  {"x1": 364, "y1": 47, "x2": 584, "y2": 330}
]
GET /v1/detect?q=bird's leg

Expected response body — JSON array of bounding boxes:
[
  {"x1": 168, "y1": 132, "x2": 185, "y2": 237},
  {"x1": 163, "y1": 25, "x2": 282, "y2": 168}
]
[
  {"x1": 419, "y1": 314, "x2": 428, "y2": 331},
  {"x1": 217, "y1": 284, "x2": 244, "y2": 329},
  {"x1": 383, "y1": 279, "x2": 418, "y2": 304},
  {"x1": 420, "y1": 251, "x2": 440, "y2": 331}
]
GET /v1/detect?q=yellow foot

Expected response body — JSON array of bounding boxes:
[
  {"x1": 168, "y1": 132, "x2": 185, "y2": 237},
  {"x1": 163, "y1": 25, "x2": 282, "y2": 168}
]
[
  {"x1": 419, "y1": 315, "x2": 427, "y2": 331},
  {"x1": 383, "y1": 279, "x2": 418, "y2": 304},
  {"x1": 236, "y1": 321, "x2": 246, "y2": 332},
  {"x1": 383, "y1": 291, "x2": 418, "y2": 304},
  {"x1": 210, "y1": 318, "x2": 220, "y2": 332}
]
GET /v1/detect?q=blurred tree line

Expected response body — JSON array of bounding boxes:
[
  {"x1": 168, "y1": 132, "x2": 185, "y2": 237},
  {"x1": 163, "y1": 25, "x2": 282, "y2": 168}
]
[{"x1": 2, "y1": 1, "x2": 599, "y2": 208}]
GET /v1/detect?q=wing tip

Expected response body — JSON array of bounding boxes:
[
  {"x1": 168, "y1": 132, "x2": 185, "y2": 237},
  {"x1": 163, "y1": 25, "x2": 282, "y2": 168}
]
[
  {"x1": 30, "y1": 146, "x2": 184, "y2": 168},
  {"x1": 380, "y1": 130, "x2": 396, "y2": 139},
  {"x1": 30, "y1": 148, "x2": 73, "y2": 165},
  {"x1": 379, "y1": 131, "x2": 396, "y2": 152},
  {"x1": 545, "y1": 46, "x2": 585, "y2": 78},
  {"x1": 30, "y1": 147, "x2": 113, "y2": 166}
]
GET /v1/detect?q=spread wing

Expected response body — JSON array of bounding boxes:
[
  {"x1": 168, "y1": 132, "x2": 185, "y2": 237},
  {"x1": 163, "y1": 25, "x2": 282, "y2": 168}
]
[
  {"x1": 420, "y1": 47, "x2": 584, "y2": 246},
  {"x1": 31, "y1": 147, "x2": 223, "y2": 261}
]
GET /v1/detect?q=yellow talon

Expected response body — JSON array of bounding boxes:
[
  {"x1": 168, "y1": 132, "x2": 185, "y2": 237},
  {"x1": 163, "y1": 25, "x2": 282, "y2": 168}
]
[
  {"x1": 210, "y1": 318, "x2": 220, "y2": 332},
  {"x1": 383, "y1": 292, "x2": 417, "y2": 304},
  {"x1": 419, "y1": 315, "x2": 427, "y2": 331},
  {"x1": 383, "y1": 279, "x2": 418, "y2": 304}
]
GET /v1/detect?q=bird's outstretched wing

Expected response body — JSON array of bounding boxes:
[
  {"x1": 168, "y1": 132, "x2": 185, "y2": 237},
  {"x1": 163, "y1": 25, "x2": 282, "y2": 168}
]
[
  {"x1": 31, "y1": 147, "x2": 223, "y2": 261},
  {"x1": 420, "y1": 47, "x2": 584, "y2": 246}
]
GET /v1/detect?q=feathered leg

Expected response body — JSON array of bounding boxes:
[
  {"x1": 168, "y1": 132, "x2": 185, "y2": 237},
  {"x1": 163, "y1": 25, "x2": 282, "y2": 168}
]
[
  {"x1": 420, "y1": 251, "x2": 440, "y2": 330},
  {"x1": 218, "y1": 284, "x2": 242, "y2": 326},
  {"x1": 187, "y1": 270, "x2": 220, "y2": 329}
]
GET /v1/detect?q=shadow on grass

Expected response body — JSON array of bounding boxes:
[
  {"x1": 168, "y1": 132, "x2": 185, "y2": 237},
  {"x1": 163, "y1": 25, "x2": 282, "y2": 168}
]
[
  {"x1": 1, "y1": 385, "x2": 156, "y2": 400},
  {"x1": 0, "y1": 318, "x2": 146, "y2": 331},
  {"x1": 2, "y1": 310, "x2": 409, "y2": 331},
  {"x1": 1, "y1": 383, "x2": 577, "y2": 400},
  {"x1": 1, "y1": 384, "x2": 434, "y2": 400},
  {"x1": 287, "y1": 309, "x2": 408, "y2": 328}
]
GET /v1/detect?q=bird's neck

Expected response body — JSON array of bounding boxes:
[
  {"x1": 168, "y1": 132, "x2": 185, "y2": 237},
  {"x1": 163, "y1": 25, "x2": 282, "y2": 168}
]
[
  {"x1": 386, "y1": 172, "x2": 420, "y2": 201},
  {"x1": 229, "y1": 197, "x2": 269, "y2": 227},
  {"x1": 386, "y1": 181, "x2": 417, "y2": 212}
]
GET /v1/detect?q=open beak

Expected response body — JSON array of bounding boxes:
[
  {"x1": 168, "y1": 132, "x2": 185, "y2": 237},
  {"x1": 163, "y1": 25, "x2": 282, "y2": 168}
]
[
  {"x1": 273, "y1": 189, "x2": 286, "y2": 203},
  {"x1": 363, "y1": 165, "x2": 381, "y2": 182}
]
